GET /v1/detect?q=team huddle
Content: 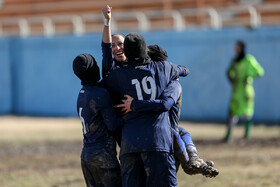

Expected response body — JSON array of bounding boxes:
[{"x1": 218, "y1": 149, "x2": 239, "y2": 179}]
[{"x1": 72, "y1": 5, "x2": 219, "y2": 187}]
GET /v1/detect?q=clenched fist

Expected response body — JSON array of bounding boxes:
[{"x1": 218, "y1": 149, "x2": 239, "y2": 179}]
[{"x1": 102, "y1": 5, "x2": 112, "y2": 20}]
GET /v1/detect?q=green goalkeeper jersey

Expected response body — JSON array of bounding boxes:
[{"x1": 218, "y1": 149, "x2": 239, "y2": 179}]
[{"x1": 228, "y1": 54, "x2": 264, "y2": 117}]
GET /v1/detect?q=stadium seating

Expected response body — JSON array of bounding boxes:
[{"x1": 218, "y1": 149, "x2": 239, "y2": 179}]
[{"x1": 0, "y1": 0, "x2": 279, "y2": 36}]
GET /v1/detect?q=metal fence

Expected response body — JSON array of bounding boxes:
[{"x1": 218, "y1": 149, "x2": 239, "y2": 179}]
[{"x1": 0, "y1": 4, "x2": 280, "y2": 37}]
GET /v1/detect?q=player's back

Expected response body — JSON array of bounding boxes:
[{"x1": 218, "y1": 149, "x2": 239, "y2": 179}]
[
  {"x1": 105, "y1": 60, "x2": 180, "y2": 155},
  {"x1": 77, "y1": 85, "x2": 115, "y2": 148}
]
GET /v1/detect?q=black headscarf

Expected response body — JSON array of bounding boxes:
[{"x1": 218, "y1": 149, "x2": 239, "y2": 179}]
[
  {"x1": 72, "y1": 53, "x2": 100, "y2": 86},
  {"x1": 234, "y1": 40, "x2": 246, "y2": 62},
  {"x1": 124, "y1": 32, "x2": 150, "y2": 66},
  {"x1": 148, "y1": 44, "x2": 168, "y2": 61}
]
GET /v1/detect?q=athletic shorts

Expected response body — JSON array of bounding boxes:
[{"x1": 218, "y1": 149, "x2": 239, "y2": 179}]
[
  {"x1": 120, "y1": 151, "x2": 177, "y2": 187},
  {"x1": 81, "y1": 145, "x2": 121, "y2": 187}
]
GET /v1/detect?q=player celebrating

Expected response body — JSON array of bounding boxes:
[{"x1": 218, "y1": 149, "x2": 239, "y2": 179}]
[
  {"x1": 101, "y1": 5, "x2": 126, "y2": 78},
  {"x1": 72, "y1": 54, "x2": 123, "y2": 187},
  {"x1": 101, "y1": 5, "x2": 219, "y2": 178},
  {"x1": 103, "y1": 32, "x2": 189, "y2": 186},
  {"x1": 116, "y1": 45, "x2": 219, "y2": 178}
]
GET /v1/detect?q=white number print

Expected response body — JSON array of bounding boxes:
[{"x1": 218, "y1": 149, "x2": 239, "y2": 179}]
[
  {"x1": 79, "y1": 107, "x2": 87, "y2": 134},
  {"x1": 131, "y1": 76, "x2": 156, "y2": 100}
]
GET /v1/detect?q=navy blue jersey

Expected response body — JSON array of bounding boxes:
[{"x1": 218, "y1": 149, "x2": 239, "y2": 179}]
[
  {"x1": 162, "y1": 82, "x2": 198, "y2": 153},
  {"x1": 104, "y1": 61, "x2": 182, "y2": 155},
  {"x1": 76, "y1": 85, "x2": 124, "y2": 148},
  {"x1": 101, "y1": 42, "x2": 114, "y2": 78},
  {"x1": 162, "y1": 80, "x2": 182, "y2": 130},
  {"x1": 131, "y1": 80, "x2": 182, "y2": 131},
  {"x1": 131, "y1": 80, "x2": 198, "y2": 151}
]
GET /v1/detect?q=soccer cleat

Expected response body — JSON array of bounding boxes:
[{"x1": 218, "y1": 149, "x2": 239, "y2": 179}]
[
  {"x1": 184, "y1": 158, "x2": 219, "y2": 178},
  {"x1": 182, "y1": 152, "x2": 219, "y2": 178},
  {"x1": 188, "y1": 155, "x2": 204, "y2": 168},
  {"x1": 205, "y1": 160, "x2": 214, "y2": 167}
]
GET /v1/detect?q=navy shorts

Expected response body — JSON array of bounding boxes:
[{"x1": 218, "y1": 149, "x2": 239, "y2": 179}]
[
  {"x1": 81, "y1": 145, "x2": 121, "y2": 187},
  {"x1": 120, "y1": 151, "x2": 177, "y2": 187}
]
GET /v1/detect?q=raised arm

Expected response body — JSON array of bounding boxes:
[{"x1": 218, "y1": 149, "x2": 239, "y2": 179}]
[
  {"x1": 102, "y1": 5, "x2": 112, "y2": 43},
  {"x1": 101, "y1": 5, "x2": 114, "y2": 78}
]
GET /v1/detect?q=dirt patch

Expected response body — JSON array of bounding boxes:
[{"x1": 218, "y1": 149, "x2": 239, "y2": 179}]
[
  {"x1": 194, "y1": 137, "x2": 280, "y2": 147},
  {"x1": 0, "y1": 141, "x2": 82, "y2": 156}
]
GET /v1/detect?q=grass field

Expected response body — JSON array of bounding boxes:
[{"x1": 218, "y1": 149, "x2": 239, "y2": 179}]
[{"x1": 0, "y1": 116, "x2": 279, "y2": 187}]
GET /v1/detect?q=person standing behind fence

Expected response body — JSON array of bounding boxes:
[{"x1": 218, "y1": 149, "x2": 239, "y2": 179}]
[{"x1": 224, "y1": 40, "x2": 264, "y2": 142}]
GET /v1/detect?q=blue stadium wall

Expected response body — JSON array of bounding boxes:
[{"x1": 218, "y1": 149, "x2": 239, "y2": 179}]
[{"x1": 0, "y1": 26, "x2": 279, "y2": 123}]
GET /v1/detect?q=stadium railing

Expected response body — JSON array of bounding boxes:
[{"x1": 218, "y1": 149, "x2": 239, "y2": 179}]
[
  {"x1": 0, "y1": 4, "x2": 280, "y2": 37},
  {"x1": 218, "y1": 5, "x2": 260, "y2": 28},
  {"x1": 255, "y1": 3, "x2": 280, "y2": 25}
]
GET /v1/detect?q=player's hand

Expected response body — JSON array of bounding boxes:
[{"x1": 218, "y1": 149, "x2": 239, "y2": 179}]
[
  {"x1": 115, "y1": 95, "x2": 134, "y2": 114},
  {"x1": 102, "y1": 5, "x2": 112, "y2": 20}
]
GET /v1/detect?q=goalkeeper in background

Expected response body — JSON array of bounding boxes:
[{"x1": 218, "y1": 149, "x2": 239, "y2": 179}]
[{"x1": 224, "y1": 40, "x2": 264, "y2": 142}]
